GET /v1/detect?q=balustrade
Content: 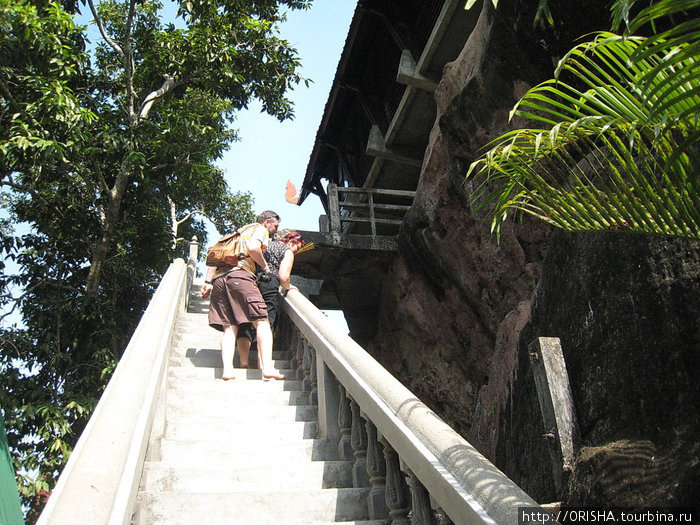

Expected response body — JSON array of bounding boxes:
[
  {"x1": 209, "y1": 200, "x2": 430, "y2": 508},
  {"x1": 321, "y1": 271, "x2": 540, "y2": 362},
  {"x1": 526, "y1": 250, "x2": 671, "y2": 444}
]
[
  {"x1": 337, "y1": 385, "x2": 354, "y2": 461},
  {"x1": 365, "y1": 419, "x2": 388, "y2": 519},
  {"x1": 349, "y1": 397, "x2": 369, "y2": 488},
  {"x1": 327, "y1": 183, "x2": 415, "y2": 238},
  {"x1": 280, "y1": 289, "x2": 548, "y2": 525},
  {"x1": 381, "y1": 435, "x2": 411, "y2": 524}
]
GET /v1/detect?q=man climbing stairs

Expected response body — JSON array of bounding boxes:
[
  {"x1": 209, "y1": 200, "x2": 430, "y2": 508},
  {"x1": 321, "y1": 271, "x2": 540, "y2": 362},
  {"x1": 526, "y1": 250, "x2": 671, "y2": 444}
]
[{"x1": 135, "y1": 283, "x2": 380, "y2": 524}]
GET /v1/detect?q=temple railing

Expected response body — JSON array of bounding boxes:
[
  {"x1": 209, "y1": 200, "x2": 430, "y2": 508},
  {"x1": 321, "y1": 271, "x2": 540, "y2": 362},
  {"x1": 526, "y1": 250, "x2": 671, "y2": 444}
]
[
  {"x1": 37, "y1": 240, "x2": 199, "y2": 525},
  {"x1": 281, "y1": 288, "x2": 545, "y2": 525},
  {"x1": 327, "y1": 183, "x2": 415, "y2": 238}
]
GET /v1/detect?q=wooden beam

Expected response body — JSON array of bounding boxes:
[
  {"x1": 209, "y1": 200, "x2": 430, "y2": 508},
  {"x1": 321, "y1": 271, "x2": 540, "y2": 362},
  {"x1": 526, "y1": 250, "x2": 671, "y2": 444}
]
[
  {"x1": 397, "y1": 50, "x2": 439, "y2": 92},
  {"x1": 340, "y1": 216, "x2": 403, "y2": 226},
  {"x1": 361, "y1": 4, "x2": 414, "y2": 52},
  {"x1": 528, "y1": 337, "x2": 581, "y2": 497},
  {"x1": 338, "y1": 187, "x2": 416, "y2": 198},
  {"x1": 340, "y1": 202, "x2": 412, "y2": 213},
  {"x1": 340, "y1": 82, "x2": 386, "y2": 132},
  {"x1": 328, "y1": 183, "x2": 342, "y2": 237},
  {"x1": 366, "y1": 125, "x2": 423, "y2": 167}
]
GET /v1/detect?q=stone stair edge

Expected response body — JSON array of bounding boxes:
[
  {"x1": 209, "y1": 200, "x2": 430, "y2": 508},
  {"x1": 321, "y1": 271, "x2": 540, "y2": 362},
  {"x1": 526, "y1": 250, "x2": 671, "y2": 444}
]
[
  {"x1": 138, "y1": 487, "x2": 368, "y2": 497},
  {"x1": 137, "y1": 487, "x2": 372, "y2": 523}
]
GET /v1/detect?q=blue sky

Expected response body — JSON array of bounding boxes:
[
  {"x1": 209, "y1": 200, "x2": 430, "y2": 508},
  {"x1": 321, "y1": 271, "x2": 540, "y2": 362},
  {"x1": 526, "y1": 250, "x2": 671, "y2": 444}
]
[
  {"x1": 217, "y1": 1, "x2": 357, "y2": 234},
  {"x1": 213, "y1": 1, "x2": 356, "y2": 327}
]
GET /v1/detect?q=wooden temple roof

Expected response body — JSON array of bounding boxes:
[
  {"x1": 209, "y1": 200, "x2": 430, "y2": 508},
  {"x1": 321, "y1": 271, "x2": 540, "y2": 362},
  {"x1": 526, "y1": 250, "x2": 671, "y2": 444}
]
[{"x1": 297, "y1": 0, "x2": 480, "y2": 213}]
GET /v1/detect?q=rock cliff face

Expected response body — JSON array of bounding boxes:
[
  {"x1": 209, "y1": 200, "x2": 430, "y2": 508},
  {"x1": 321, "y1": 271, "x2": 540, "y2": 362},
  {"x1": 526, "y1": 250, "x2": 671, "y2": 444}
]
[{"x1": 340, "y1": 0, "x2": 699, "y2": 507}]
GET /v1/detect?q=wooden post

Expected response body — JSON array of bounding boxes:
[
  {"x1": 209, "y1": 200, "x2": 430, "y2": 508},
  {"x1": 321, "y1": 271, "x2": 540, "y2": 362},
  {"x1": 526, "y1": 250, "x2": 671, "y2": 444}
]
[
  {"x1": 328, "y1": 183, "x2": 341, "y2": 238},
  {"x1": 528, "y1": 337, "x2": 581, "y2": 496},
  {"x1": 368, "y1": 190, "x2": 377, "y2": 237}
]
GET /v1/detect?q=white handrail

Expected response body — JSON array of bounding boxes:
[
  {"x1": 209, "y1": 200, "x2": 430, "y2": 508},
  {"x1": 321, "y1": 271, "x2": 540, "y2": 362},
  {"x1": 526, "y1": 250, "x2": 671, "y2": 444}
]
[
  {"x1": 282, "y1": 288, "x2": 542, "y2": 525},
  {"x1": 37, "y1": 258, "x2": 191, "y2": 525}
]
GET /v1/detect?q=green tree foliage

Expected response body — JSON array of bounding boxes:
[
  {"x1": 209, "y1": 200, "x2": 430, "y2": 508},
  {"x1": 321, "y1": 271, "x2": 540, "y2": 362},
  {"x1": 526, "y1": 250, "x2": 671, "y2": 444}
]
[
  {"x1": 467, "y1": 0, "x2": 700, "y2": 240},
  {"x1": 0, "y1": 0, "x2": 95, "y2": 175},
  {"x1": 1, "y1": 0, "x2": 310, "y2": 518}
]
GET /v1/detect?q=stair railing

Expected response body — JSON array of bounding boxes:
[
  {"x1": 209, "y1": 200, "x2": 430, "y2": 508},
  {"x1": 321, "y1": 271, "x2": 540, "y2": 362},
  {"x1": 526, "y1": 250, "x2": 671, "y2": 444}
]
[
  {"x1": 327, "y1": 183, "x2": 415, "y2": 237},
  {"x1": 37, "y1": 250, "x2": 197, "y2": 525},
  {"x1": 281, "y1": 288, "x2": 545, "y2": 525}
]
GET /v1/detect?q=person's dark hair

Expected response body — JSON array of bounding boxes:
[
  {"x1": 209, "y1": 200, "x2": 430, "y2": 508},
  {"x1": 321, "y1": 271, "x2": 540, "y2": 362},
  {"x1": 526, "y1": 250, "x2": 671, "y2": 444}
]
[{"x1": 256, "y1": 210, "x2": 280, "y2": 223}]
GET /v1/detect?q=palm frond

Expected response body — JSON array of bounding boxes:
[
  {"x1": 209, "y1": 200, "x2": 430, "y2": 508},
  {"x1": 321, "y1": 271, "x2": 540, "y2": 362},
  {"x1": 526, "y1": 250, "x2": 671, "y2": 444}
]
[{"x1": 466, "y1": 3, "x2": 700, "y2": 241}]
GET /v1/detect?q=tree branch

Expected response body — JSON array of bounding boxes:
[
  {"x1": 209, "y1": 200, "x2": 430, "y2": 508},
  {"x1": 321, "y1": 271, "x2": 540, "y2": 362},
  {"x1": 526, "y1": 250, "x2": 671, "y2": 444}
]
[
  {"x1": 87, "y1": 0, "x2": 124, "y2": 59},
  {"x1": 124, "y1": 0, "x2": 138, "y2": 125},
  {"x1": 0, "y1": 279, "x2": 81, "y2": 323},
  {"x1": 91, "y1": 159, "x2": 111, "y2": 195},
  {"x1": 0, "y1": 79, "x2": 16, "y2": 106},
  {"x1": 139, "y1": 75, "x2": 176, "y2": 120},
  {"x1": 176, "y1": 208, "x2": 210, "y2": 226}
]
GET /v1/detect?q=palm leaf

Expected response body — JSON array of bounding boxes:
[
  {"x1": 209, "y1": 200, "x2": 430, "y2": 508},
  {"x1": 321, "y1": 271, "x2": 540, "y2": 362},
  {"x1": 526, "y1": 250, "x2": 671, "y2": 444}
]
[{"x1": 466, "y1": 3, "x2": 700, "y2": 241}]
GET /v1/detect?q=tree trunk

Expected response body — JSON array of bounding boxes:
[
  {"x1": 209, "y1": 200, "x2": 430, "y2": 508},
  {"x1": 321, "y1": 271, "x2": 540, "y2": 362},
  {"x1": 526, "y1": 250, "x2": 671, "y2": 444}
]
[
  {"x1": 169, "y1": 195, "x2": 178, "y2": 250},
  {"x1": 85, "y1": 234, "x2": 109, "y2": 298},
  {"x1": 84, "y1": 161, "x2": 131, "y2": 298}
]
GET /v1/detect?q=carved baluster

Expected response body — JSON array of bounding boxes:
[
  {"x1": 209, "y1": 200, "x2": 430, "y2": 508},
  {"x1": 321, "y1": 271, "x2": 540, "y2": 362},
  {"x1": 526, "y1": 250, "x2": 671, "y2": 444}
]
[
  {"x1": 337, "y1": 384, "x2": 353, "y2": 460},
  {"x1": 404, "y1": 467, "x2": 436, "y2": 525},
  {"x1": 379, "y1": 434, "x2": 410, "y2": 525},
  {"x1": 365, "y1": 419, "x2": 388, "y2": 519},
  {"x1": 309, "y1": 346, "x2": 318, "y2": 406},
  {"x1": 293, "y1": 333, "x2": 304, "y2": 381},
  {"x1": 296, "y1": 337, "x2": 306, "y2": 382},
  {"x1": 301, "y1": 341, "x2": 312, "y2": 398},
  {"x1": 349, "y1": 397, "x2": 369, "y2": 488}
]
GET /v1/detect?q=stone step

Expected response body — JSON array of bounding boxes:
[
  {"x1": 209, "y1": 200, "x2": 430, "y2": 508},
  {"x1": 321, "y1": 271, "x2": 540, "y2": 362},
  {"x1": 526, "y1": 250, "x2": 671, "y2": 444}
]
[
  {"x1": 170, "y1": 318, "x2": 210, "y2": 331},
  {"x1": 166, "y1": 374, "x2": 306, "y2": 399},
  {"x1": 170, "y1": 322, "x2": 218, "y2": 333},
  {"x1": 165, "y1": 396, "x2": 317, "y2": 422},
  {"x1": 171, "y1": 326, "x2": 219, "y2": 337},
  {"x1": 163, "y1": 378, "x2": 308, "y2": 407},
  {"x1": 169, "y1": 350, "x2": 292, "y2": 370},
  {"x1": 167, "y1": 383, "x2": 311, "y2": 406},
  {"x1": 171, "y1": 316, "x2": 292, "y2": 338},
  {"x1": 140, "y1": 460, "x2": 353, "y2": 492},
  {"x1": 163, "y1": 418, "x2": 319, "y2": 443},
  {"x1": 136, "y1": 487, "x2": 371, "y2": 525},
  {"x1": 167, "y1": 366, "x2": 302, "y2": 387},
  {"x1": 169, "y1": 345, "x2": 290, "y2": 362},
  {"x1": 156, "y1": 436, "x2": 338, "y2": 464}
]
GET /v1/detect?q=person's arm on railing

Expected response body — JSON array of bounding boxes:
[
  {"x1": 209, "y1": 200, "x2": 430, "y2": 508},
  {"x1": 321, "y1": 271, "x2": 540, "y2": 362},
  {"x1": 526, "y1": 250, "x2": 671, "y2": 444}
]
[{"x1": 277, "y1": 249, "x2": 298, "y2": 293}]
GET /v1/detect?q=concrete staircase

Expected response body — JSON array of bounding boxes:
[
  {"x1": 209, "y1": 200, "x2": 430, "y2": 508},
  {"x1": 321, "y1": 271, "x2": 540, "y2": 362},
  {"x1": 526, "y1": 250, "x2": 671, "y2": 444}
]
[{"x1": 135, "y1": 287, "x2": 378, "y2": 525}]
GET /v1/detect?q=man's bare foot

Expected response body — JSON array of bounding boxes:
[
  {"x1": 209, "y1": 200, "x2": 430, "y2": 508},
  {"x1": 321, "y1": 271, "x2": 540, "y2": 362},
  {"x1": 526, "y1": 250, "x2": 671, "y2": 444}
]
[{"x1": 262, "y1": 371, "x2": 285, "y2": 381}]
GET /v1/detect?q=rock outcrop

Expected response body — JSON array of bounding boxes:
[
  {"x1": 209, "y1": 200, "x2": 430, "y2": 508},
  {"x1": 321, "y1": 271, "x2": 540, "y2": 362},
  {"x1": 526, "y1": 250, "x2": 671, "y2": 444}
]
[{"x1": 341, "y1": 0, "x2": 700, "y2": 507}]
